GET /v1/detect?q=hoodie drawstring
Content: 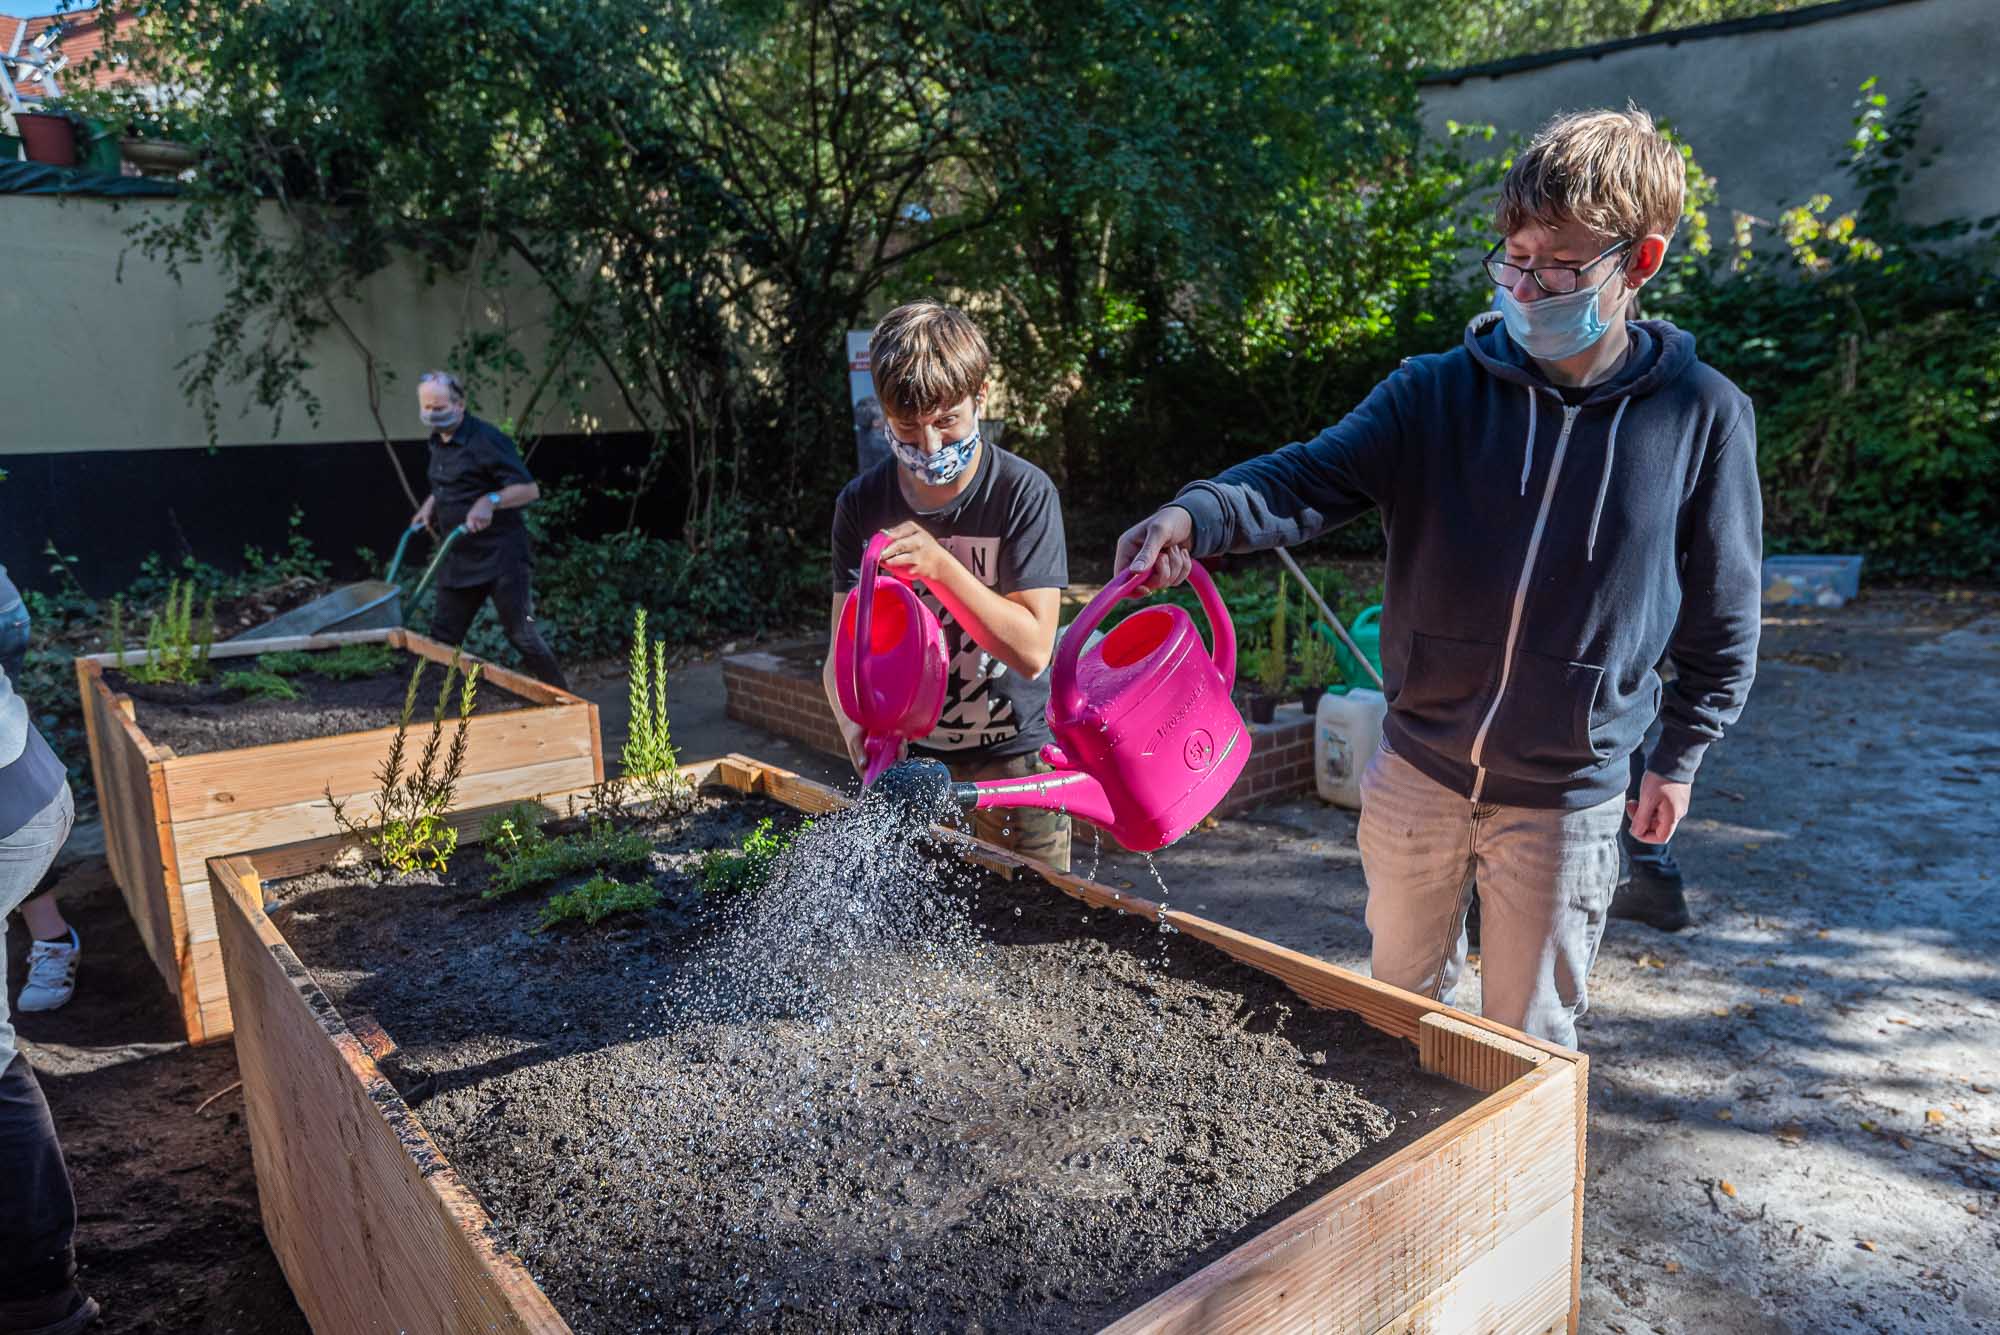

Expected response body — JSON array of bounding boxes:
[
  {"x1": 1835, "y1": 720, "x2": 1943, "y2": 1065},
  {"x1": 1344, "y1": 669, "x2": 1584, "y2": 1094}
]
[
  {"x1": 1586, "y1": 396, "x2": 1631, "y2": 562},
  {"x1": 1519, "y1": 392, "x2": 1538, "y2": 497}
]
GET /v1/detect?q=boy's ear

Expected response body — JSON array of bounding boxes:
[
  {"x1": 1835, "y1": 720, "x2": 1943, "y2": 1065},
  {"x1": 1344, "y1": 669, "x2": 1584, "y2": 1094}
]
[{"x1": 1628, "y1": 234, "x2": 1671, "y2": 287}]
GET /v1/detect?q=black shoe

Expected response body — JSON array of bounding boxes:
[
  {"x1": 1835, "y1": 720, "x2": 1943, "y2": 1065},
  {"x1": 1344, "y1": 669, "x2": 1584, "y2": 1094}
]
[
  {"x1": 1465, "y1": 891, "x2": 1481, "y2": 949},
  {"x1": 0, "y1": 1288, "x2": 99, "y2": 1335},
  {"x1": 1611, "y1": 840, "x2": 1692, "y2": 932}
]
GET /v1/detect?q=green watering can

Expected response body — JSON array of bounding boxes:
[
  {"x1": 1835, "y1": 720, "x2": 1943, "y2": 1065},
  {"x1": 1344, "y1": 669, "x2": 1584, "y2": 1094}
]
[{"x1": 1313, "y1": 604, "x2": 1383, "y2": 689}]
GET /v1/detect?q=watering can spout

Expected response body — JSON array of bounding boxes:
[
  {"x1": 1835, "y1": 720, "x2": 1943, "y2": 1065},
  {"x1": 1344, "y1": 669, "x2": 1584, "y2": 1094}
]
[{"x1": 872, "y1": 758, "x2": 1118, "y2": 834}]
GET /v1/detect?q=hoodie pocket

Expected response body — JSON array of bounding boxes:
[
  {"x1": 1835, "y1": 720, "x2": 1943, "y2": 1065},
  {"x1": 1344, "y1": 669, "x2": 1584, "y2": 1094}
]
[
  {"x1": 1482, "y1": 649, "x2": 1607, "y2": 780},
  {"x1": 1389, "y1": 631, "x2": 1503, "y2": 761}
]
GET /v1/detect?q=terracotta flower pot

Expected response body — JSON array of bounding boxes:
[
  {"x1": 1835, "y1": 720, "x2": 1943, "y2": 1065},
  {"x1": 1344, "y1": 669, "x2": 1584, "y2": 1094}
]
[{"x1": 15, "y1": 111, "x2": 78, "y2": 167}]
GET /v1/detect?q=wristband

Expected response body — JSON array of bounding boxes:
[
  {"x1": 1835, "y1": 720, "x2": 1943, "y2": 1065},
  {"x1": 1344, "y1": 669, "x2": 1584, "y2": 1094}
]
[{"x1": 485, "y1": 491, "x2": 502, "y2": 507}]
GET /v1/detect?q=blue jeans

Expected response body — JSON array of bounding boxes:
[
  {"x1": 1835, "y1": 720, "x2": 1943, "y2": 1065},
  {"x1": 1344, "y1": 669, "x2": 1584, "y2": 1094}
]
[
  {"x1": 0, "y1": 785, "x2": 77, "y2": 1302},
  {"x1": 1358, "y1": 742, "x2": 1620, "y2": 1048}
]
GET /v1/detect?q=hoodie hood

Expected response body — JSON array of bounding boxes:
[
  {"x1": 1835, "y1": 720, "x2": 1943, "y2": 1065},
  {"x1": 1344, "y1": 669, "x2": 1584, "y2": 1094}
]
[{"x1": 1464, "y1": 310, "x2": 1698, "y2": 407}]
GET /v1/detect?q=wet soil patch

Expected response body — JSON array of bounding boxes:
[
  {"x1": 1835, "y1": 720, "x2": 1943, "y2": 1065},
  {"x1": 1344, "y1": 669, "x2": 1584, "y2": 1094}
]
[
  {"x1": 268, "y1": 793, "x2": 1477, "y2": 1333},
  {"x1": 105, "y1": 651, "x2": 532, "y2": 756}
]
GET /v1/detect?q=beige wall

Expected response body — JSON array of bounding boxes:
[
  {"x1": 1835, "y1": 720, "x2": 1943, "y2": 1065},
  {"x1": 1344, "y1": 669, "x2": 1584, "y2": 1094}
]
[
  {"x1": 0, "y1": 194, "x2": 635, "y2": 455},
  {"x1": 1420, "y1": 0, "x2": 2000, "y2": 236}
]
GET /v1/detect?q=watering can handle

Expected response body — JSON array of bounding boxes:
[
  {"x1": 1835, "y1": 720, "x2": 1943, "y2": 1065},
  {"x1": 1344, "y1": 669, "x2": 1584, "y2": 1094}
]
[
  {"x1": 1051, "y1": 558, "x2": 1234, "y2": 719},
  {"x1": 853, "y1": 531, "x2": 893, "y2": 715}
]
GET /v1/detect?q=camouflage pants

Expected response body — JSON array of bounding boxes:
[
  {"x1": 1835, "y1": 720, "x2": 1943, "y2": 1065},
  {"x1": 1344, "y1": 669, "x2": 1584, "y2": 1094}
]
[{"x1": 948, "y1": 751, "x2": 1072, "y2": 873}]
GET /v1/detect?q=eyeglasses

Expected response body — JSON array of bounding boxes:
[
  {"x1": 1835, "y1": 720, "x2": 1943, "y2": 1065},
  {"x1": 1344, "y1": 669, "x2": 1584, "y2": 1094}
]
[{"x1": 1484, "y1": 239, "x2": 1632, "y2": 295}]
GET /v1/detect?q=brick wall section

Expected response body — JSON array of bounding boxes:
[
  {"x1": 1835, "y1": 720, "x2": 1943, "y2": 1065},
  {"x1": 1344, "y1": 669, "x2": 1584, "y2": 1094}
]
[{"x1": 723, "y1": 650, "x2": 1319, "y2": 817}]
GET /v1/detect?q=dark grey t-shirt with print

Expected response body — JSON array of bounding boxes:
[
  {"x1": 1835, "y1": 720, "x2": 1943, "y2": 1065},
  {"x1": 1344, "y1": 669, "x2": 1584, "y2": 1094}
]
[{"x1": 831, "y1": 444, "x2": 1068, "y2": 761}]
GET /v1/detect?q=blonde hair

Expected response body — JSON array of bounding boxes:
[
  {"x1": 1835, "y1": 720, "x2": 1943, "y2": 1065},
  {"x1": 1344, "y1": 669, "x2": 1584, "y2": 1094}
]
[
  {"x1": 868, "y1": 301, "x2": 990, "y2": 422},
  {"x1": 1496, "y1": 104, "x2": 1685, "y2": 243}
]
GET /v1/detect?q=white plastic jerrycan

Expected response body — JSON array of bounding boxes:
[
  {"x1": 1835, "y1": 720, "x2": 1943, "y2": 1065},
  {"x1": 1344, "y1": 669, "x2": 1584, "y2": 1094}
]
[{"x1": 1315, "y1": 685, "x2": 1386, "y2": 810}]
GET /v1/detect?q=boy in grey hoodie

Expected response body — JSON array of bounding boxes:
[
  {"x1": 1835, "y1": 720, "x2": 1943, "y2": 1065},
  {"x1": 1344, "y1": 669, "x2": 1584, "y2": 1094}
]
[{"x1": 1118, "y1": 107, "x2": 1761, "y2": 1047}]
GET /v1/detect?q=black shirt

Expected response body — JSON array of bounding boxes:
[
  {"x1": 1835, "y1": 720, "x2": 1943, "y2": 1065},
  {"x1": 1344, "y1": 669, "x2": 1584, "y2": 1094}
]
[
  {"x1": 426, "y1": 413, "x2": 535, "y2": 588},
  {"x1": 831, "y1": 444, "x2": 1068, "y2": 760}
]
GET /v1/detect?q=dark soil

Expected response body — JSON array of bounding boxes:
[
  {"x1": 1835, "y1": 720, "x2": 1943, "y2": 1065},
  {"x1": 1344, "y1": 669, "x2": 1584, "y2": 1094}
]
[
  {"x1": 106, "y1": 651, "x2": 531, "y2": 756},
  {"x1": 7, "y1": 867, "x2": 306, "y2": 1335},
  {"x1": 268, "y1": 793, "x2": 1477, "y2": 1333}
]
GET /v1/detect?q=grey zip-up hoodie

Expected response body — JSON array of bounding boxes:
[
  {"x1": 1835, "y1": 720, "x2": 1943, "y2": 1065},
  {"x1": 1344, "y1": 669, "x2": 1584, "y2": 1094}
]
[{"x1": 1175, "y1": 312, "x2": 1762, "y2": 809}]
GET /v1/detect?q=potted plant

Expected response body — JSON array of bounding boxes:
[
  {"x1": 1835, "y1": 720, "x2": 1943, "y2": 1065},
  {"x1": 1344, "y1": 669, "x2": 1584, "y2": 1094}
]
[
  {"x1": 120, "y1": 109, "x2": 199, "y2": 175},
  {"x1": 1245, "y1": 570, "x2": 1289, "y2": 724},
  {"x1": 13, "y1": 104, "x2": 81, "y2": 166},
  {"x1": 1294, "y1": 623, "x2": 1339, "y2": 715}
]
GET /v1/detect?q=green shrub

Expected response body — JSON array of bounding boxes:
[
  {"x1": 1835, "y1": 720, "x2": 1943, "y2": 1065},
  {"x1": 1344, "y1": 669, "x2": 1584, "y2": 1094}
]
[
  {"x1": 482, "y1": 813, "x2": 652, "y2": 900},
  {"x1": 220, "y1": 668, "x2": 302, "y2": 701},
  {"x1": 695, "y1": 817, "x2": 804, "y2": 898},
  {"x1": 619, "y1": 608, "x2": 683, "y2": 802},
  {"x1": 535, "y1": 873, "x2": 661, "y2": 932}
]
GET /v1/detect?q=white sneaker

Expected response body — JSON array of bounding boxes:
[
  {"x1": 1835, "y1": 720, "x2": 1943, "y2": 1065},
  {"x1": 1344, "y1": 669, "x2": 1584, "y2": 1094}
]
[{"x1": 17, "y1": 929, "x2": 80, "y2": 1012}]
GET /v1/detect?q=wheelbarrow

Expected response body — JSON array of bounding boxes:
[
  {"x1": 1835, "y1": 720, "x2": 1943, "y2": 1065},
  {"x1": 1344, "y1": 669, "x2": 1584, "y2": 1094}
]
[{"x1": 225, "y1": 524, "x2": 466, "y2": 643}]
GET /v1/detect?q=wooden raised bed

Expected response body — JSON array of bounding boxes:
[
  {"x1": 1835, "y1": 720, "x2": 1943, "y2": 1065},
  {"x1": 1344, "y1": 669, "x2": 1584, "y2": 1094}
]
[
  {"x1": 210, "y1": 754, "x2": 1587, "y2": 1334},
  {"x1": 78, "y1": 626, "x2": 603, "y2": 1045}
]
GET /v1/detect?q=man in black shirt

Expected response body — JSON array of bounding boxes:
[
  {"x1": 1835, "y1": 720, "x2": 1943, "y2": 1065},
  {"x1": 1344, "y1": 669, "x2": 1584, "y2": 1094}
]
[{"x1": 411, "y1": 371, "x2": 567, "y2": 687}]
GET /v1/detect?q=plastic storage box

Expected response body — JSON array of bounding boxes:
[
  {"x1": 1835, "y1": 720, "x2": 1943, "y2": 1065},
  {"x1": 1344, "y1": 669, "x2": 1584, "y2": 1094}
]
[{"x1": 1762, "y1": 555, "x2": 1864, "y2": 608}]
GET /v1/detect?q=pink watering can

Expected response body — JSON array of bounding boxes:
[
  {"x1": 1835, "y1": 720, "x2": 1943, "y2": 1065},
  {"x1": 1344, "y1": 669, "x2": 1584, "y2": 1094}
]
[
  {"x1": 876, "y1": 560, "x2": 1250, "y2": 853},
  {"x1": 836, "y1": 530, "x2": 949, "y2": 787}
]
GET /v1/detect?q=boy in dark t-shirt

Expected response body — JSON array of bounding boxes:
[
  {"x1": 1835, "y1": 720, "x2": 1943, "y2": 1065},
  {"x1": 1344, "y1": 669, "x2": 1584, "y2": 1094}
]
[{"x1": 822, "y1": 302, "x2": 1072, "y2": 870}]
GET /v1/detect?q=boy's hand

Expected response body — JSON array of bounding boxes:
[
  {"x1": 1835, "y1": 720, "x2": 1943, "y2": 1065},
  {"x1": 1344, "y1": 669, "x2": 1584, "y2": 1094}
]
[
  {"x1": 1114, "y1": 505, "x2": 1195, "y2": 590},
  {"x1": 877, "y1": 523, "x2": 954, "y2": 585},
  {"x1": 1627, "y1": 771, "x2": 1691, "y2": 845}
]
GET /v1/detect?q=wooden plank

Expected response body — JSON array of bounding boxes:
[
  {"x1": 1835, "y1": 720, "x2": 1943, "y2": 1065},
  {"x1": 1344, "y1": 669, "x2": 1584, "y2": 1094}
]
[
  {"x1": 401, "y1": 630, "x2": 586, "y2": 708},
  {"x1": 1102, "y1": 1060, "x2": 1579, "y2": 1334},
  {"x1": 170, "y1": 755, "x2": 599, "y2": 886},
  {"x1": 161, "y1": 704, "x2": 599, "y2": 821},
  {"x1": 78, "y1": 626, "x2": 394, "y2": 668},
  {"x1": 1365, "y1": 1194, "x2": 1573, "y2": 1335},
  {"x1": 1420, "y1": 1012, "x2": 1547, "y2": 1095},
  {"x1": 211, "y1": 855, "x2": 570, "y2": 1335}
]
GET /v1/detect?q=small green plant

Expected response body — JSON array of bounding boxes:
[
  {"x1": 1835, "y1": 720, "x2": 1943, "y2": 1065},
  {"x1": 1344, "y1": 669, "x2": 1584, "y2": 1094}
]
[
  {"x1": 1294, "y1": 621, "x2": 1339, "y2": 693},
  {"x1": 482, "y1": 812, "x2": 651, "y2": 900},
  {"x1": 328, "y1": 653, "x2": 481, "y2": 873},
  {"x1": 534, "y1": 872, "x2": 661, "y2": 932},
  {"x1": 108, "y1": 595, "x2": 126, "y2": 669},
  {"x1": 125, "y1": 581, "x2": 215, "y2": 685},
  {"x1": 261, "y1": 642, "x2": 399, "y2": 680},
  {"x1": 220, "y1": 668, "x2": 302, "y2": 701},
  {"x1": 1254, "y1": 571, "x2": 1290, "y2": 696},
  {"x1": 620, "y1": 608, "x2": 683, "y2": 802},
  {"x1": 696, "y1": 817, "x2": 805, "y2": 898}
]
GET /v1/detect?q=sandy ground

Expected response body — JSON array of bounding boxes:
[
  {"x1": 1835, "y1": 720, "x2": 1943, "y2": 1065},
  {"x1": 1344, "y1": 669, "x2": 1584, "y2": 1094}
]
[{"x1": 10, "y1": 588, "x2": 1995, "y2": 1332}]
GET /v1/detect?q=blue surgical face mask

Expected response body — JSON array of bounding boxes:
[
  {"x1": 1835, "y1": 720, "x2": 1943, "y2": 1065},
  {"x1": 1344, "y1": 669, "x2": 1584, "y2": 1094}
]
[
  {"x1": 890, "y1": 427, "x2": 980, "y2": 486},
  {"x1": 421, "y1": 405, "x2": 462, "y2": 432},
  {"x1": 1494, "y1": 273, "x2": 1627, "y2": 361}
]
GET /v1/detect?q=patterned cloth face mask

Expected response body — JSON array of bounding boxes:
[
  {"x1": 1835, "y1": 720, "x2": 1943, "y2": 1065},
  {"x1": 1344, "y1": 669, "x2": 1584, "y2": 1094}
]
[
  {"x1": 421, "y1": 406, "x2": 462, "y2": 432},
  {"x1": 891, "y1": 426, "x2": 981, "y2": 486}
]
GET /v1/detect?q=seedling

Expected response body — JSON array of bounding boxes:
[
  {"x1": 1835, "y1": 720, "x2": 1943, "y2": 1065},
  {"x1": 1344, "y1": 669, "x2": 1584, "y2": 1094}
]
[
  {"x1": 482, "y1": 809, "x2": 651, "y2": 900},
  {"x1": 124, "y1": 581, "x2": 215, "y2": 686},
  {"x1": 1253, "y1": 571, "x2": 1290, "y2": 697},
  {"x1": 329, "y1": 652, "x2": 481, "y2": 873},
  {"x1": 1294, "y1": 622, "x2": 1339, "y2": 694},
  {"x1": 260, "y1": 642, "x2": 399, "y2": 680},
  {"x1": 220, "y1": 668, "x2": 303, "y2": 701},
  {"x1": 696, "y1": 817, "x2": 805, "y2": 897},
  {"x1": 534, "y1": 873, "x2": 661, "y2": 931},
  {"x1": 620, "y1": 608, "x2": 685, "y2": 805}
]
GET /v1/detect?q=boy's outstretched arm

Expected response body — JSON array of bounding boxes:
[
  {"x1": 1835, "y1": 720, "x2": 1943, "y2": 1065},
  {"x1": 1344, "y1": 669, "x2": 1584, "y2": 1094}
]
[{"x1": 875, "y1": 522, "x2": 1062, "y2": 679}]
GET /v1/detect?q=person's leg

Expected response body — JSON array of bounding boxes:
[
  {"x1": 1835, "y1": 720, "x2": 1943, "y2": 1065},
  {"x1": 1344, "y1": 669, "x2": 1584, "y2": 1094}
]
[
  {"x1": 426, "y1": 580, "x2": 488, "y2": 649},
  {"x1": 1356, "y1": 743, "x2": 1478, "y2": 1007},
  {"x1": 14, "y1": 872, "x2": 79, "y2": 1014},
  {"x1": 0, "y1": 786, "x2": 94, "y2": 1329},
  {"x1": 950, "y1": 752, "x2": 1072, "y2": 874},
  {"x1": 1470, "y1": 790, "x2": 1624, "y2": 1047},
  {"x1": 489, "y1": 564, "x2": 568, "y2": 690}
]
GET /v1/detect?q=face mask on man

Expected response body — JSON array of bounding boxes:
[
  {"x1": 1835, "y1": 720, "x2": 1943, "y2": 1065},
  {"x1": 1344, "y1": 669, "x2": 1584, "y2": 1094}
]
[
  {"x1": 890, "y1": 428, "x2": 980, "y2": 486},
  {"x1": 421, "y1": 405, "x2": 462, "y2": 432},
  {"x1": 1494, "y1": 265, "x2": 1629, "y2": 361}
]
